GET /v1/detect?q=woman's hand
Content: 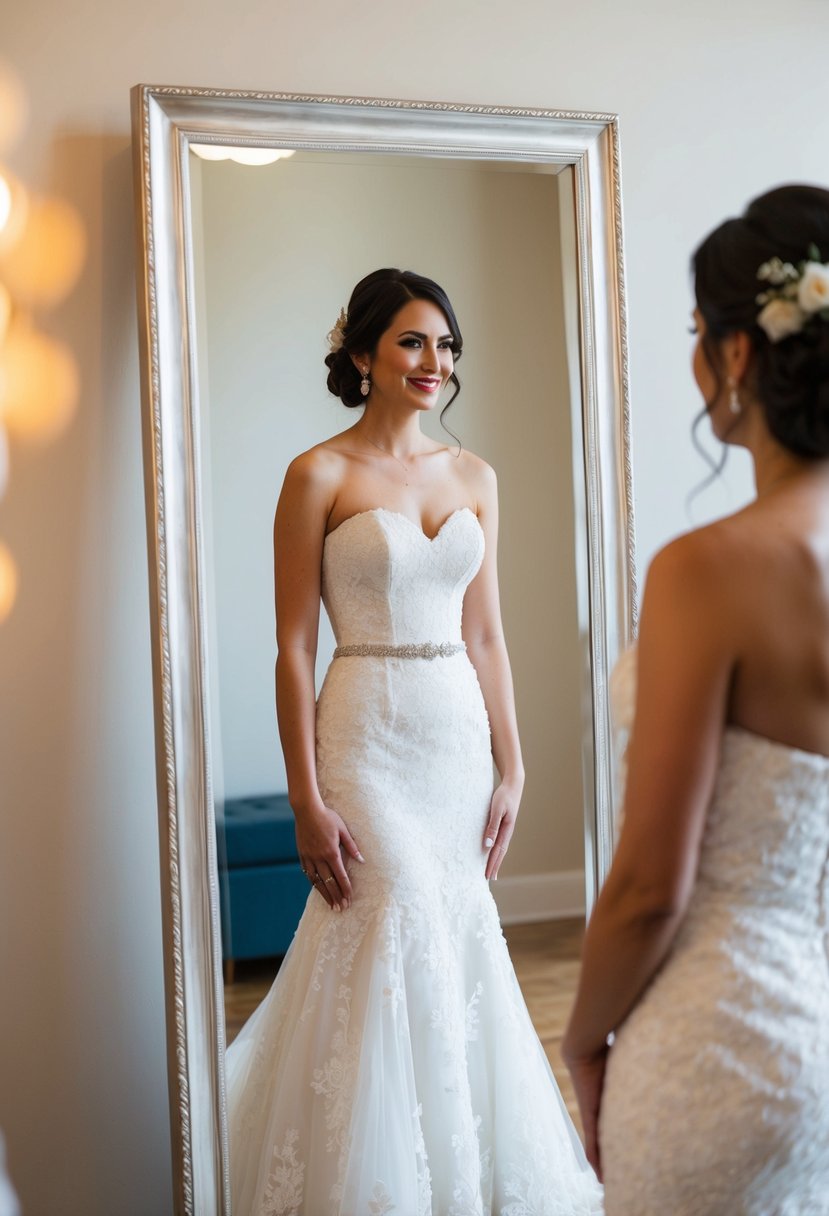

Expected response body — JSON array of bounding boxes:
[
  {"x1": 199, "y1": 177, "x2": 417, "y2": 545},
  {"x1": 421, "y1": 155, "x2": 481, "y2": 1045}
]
[
  {"x1": 483, "y1": 779, "x2": 522, "y2": 880},
  {"x1": 294, "y1": 801, "x2": 364, "y2": 912},
  {"x1": 561, "y1": 1039, "x2": 609, "y2": 1181}
]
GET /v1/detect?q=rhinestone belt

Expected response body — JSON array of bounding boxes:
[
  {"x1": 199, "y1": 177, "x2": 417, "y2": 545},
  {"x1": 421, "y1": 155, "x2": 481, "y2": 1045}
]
[{"x1": 333, "y1": 641, "x2": 467, "y2": 660}]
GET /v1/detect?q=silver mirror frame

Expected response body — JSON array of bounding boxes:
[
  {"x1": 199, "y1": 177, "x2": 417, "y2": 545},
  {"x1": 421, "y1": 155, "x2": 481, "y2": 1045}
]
[{"x1": 131, "y1": 84, "x2": 636, "y2": 1216}]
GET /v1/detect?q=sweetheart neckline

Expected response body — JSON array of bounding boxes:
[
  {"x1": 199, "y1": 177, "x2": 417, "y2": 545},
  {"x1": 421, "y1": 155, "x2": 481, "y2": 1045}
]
[{"x1": 324, "y1": 505, "x2": 480, "y2": 545}]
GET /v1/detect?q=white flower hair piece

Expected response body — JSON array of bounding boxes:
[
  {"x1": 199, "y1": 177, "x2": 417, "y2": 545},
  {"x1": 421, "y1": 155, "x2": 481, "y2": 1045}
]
[
  {"x1": 327, "y1": 307, "x2": 348, "y2": 354},
  {"x1": 755, "y1": 244, "x2": 829, "y2": 343}
]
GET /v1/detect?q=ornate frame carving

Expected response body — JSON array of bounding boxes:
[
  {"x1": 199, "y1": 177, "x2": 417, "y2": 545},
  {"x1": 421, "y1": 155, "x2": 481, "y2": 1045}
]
[{"x1": 130, "y1": 84, "x2": 635, "y2": 1216}]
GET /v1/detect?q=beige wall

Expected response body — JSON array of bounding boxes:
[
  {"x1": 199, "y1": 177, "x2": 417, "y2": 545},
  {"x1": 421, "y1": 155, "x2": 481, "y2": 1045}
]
[
  {"x1": 195, "y1": 154, "x2": 582, "y2": 875},
  {"x1": 1, "y1": 2, "x2": 827, "y2": 1212}
]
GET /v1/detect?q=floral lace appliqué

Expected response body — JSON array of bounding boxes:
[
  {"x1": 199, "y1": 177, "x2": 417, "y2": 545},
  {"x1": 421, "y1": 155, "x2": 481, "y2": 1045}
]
[{"x1": 262, "y1": 1128, "x2": 304, "y2": 1216}]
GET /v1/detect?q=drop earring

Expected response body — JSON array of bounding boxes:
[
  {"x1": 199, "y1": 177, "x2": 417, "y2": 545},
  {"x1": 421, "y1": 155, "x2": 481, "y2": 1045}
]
[
  {"x1": 360, "y1": 368, "x2": 371, "y2": 397},
  {"x1": 727, "y1": 376, "x2": 741, "y2": 416}
]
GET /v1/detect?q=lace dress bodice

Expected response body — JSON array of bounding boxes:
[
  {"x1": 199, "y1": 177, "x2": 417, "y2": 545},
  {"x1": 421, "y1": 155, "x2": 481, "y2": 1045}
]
[
  {"x1": 602, "y1": 645, "x2": 829, "y2": 1215},
  {"x1": 321, "y1": 506, "x2": 484, "y2": 646},
  {"x1": 611, "y1": 644, "x2": 829, "y2": 928}
]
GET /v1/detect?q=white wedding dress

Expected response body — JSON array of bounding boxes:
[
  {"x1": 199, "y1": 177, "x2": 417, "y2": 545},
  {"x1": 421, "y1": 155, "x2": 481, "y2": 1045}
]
[
  {"x1": 225, "y1": 506, "x2": 602, "y2": 1216},
  {"x1": 600, "y1": 646, "x2": 829, "y2": 1214}
]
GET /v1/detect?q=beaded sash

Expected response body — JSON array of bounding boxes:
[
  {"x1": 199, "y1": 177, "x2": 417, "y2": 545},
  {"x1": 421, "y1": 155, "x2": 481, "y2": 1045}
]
[{"x1": 333, "y1": 641, "x2": 466, "y2": 660}]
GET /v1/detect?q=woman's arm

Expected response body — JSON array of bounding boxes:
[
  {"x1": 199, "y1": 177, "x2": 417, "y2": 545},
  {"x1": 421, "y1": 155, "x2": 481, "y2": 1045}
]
[
  {"x1": 562, "y1": 529, "x2": 736, "y2": 1171},
  {"x1": 274, "y1": 451, "x2": 363, "y2": 911},
  {"x1": 461, "y1": 460, "x2": 525, "y2": 880}
]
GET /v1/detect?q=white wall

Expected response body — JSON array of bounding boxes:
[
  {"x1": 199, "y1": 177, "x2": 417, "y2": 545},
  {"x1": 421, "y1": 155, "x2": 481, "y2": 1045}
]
[{"x1": 1, "y1": 2, "x2": 827, "y2": 1212}]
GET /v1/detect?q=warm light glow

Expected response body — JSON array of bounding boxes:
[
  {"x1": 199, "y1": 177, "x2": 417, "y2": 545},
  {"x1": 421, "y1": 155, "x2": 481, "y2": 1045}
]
[
  {"x1": 0, "y1": 282, "x2": 10, "y2": 342},
  {"x1": 0, "y1": 61, "x2": 27, "y2": 153},
  {"x1": 0, "y1": 173, "x2": 10, "y2": 230},
  {"x1": 0, "y1": 195, "x2": 85, "y2": 307},
  {"x1": 0, "y1": 542, "x2": 18, "y2": 622},
  {"x1": 190, "y1": 143, "x2": 296, "y2": 166},
  {"x1": 0, "y1": 69, "x2": 82, "y2": 627},
  {"x1": 0, "y1": 164, "x2": 27, "y2": 252},
  {"x1": 0, "y1": 323, "x2": 80, "y2": 442},
  {"x1": 0, "y1": 423, "x2": 8, "y2": 500}
]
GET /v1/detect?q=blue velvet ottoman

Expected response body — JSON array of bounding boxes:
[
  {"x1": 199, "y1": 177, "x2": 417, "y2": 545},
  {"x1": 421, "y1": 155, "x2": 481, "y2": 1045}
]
[{"x1": 217, "y1": 793, "x2": 309, "y2": 984}]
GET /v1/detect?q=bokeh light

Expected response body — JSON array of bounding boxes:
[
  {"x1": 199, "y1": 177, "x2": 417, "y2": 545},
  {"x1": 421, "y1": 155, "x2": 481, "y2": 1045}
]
[
  {"x1": 0, "y1": 61, "x2": 27, "y2": 153},
  {"x1": 0, "y1": 322, "x2": 79, "y2": 442},
  {"x1": 0, "y1": 195, "x2": 85, "y2": 307},
  {"x1": 0, "y1": 424, "x2": 8, "y2": 499},
  {"x1": 0, "y1": 541, "x2": 18, "y2": 622},
  {"x1": 0, "y1": 164, "x2": 28, "y2": 254},
  {"x1": 0, "y1": 282, "x2": 11, "y2": 342}
]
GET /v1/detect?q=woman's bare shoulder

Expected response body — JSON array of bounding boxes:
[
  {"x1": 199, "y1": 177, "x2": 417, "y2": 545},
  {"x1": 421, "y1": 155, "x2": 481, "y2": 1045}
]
[
  {"x1": 656, "y1": 492, "x2": 814, "y2": 585},
  {"x1": 276, "y1": 444, "x2": 352, "y2": 536},
  {"x1": 651, "y1": 508, "x2": 759, "y2": 575},
  {"x1": 452, "y1": 446, "x2": 497, "y2": 490},
  {"x1": 642, "y1": 511, "x2": 778, "y2": 657},
  {"x1": 283, "y1": 439, "x2": 350, "y2": 490},
  {"x1": 642, "y1": 520, "x2": 747, "y2": 628}
]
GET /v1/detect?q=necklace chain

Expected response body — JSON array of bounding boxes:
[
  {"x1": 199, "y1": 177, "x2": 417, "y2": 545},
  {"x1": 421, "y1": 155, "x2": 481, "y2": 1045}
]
[{"x1": 361, "y1": 433, "x2": 414, "y2": 484}]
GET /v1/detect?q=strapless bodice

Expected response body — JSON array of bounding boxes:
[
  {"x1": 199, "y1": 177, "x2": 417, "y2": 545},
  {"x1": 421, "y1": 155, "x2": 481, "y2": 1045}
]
[
  {"x1": 601, "y1": 652, "x2": 829, "y2": 1215},
  {"x1": 321, "y1": 507, "x2": 484, "y2": 648},
  {"x1": 611, "y1": 644, "x2": 829, "y2": 921}
]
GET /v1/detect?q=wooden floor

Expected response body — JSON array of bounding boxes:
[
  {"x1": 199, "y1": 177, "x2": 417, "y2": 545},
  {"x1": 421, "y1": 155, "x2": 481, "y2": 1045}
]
[{"x1": 224, "y1": 916, "x2": 584, "y2": 1131}]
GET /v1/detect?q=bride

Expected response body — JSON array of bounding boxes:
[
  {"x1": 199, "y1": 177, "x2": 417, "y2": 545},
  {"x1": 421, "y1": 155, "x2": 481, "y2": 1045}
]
[
  {"x1": 224, "y1": 268, "x2": 602, "y2": 1214},
  {"x1": 563, "y1": 184, "x2": 829, "y2": 1213}
]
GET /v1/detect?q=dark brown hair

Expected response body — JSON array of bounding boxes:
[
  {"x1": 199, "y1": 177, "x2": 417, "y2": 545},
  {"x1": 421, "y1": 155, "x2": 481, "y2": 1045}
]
[
  {"x1": 693, "y1": 184, "x2": 829, "y2": 457},
  {"x1": 324, "y1": 269, "x2": 463, "y2": 436}
]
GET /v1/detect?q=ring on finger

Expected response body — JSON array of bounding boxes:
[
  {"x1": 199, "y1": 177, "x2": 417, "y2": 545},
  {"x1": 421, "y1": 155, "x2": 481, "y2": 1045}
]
[{"x1": 323, "y1": 875, "x2": 336, "y2": 885}]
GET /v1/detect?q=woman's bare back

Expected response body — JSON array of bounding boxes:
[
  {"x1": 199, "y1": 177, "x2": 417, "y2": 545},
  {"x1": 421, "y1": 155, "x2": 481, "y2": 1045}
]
[{"x1": 714, "y1": 470, "x2": 829, "y2": 756}]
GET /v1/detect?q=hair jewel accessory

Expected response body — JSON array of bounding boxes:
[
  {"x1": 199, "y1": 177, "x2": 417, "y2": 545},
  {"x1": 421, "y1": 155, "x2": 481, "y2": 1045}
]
[
  {"x1": 327, "y1": 307, "x2": 348, "y2": 354},
  {"x1": 755, "y1": 245, "x2": 829, "y2": 343}
]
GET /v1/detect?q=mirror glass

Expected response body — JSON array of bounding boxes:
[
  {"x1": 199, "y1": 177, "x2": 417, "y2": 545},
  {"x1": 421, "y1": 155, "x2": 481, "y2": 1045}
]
[{"x1": 187, "y1": 148, "x2": 589, "y2": 1125}]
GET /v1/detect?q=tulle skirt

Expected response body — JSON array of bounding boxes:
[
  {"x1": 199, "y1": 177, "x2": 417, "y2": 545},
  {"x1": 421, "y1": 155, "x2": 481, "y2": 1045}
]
[{"x1": 225, "y1": 653, "x2": 602, "y2": 1215}]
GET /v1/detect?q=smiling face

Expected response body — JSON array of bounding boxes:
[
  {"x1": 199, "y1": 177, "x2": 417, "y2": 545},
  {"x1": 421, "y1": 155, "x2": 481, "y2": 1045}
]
[{"x1": 357, "y1": 297, "x2": 455, "y2": 411}]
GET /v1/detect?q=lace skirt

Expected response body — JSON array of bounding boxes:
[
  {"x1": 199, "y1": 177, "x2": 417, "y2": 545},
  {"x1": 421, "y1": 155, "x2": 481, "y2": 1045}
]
[{"x1": 225, "y1": 653, "x2": 602, "y2": 1215}]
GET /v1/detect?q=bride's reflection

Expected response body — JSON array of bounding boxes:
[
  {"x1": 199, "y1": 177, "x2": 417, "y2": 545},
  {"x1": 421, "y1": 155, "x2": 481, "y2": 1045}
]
[{"x1": 189, "y1": 148, "x2": 593, "y2": 1205}]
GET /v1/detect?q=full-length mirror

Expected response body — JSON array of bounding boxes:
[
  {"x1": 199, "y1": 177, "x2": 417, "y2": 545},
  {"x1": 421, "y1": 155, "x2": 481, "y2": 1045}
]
[{"x1": 132, "y1": 87, "x2": 634, "y2": 1216}]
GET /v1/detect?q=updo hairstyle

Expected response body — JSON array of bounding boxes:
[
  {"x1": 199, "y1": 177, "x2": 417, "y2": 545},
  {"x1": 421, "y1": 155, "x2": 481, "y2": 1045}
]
[
  {"x1": 325, "y1": 269, "x2": 464, "y2": 416},
  {"x1": 693, "y1": 184, "x2": 829, "y2": 457}
]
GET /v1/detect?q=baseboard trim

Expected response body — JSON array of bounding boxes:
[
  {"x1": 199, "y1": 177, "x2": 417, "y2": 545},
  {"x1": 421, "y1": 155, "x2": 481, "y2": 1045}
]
[{"x1": 491, "y1": 870, "x2": 585, "y2": 925}]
